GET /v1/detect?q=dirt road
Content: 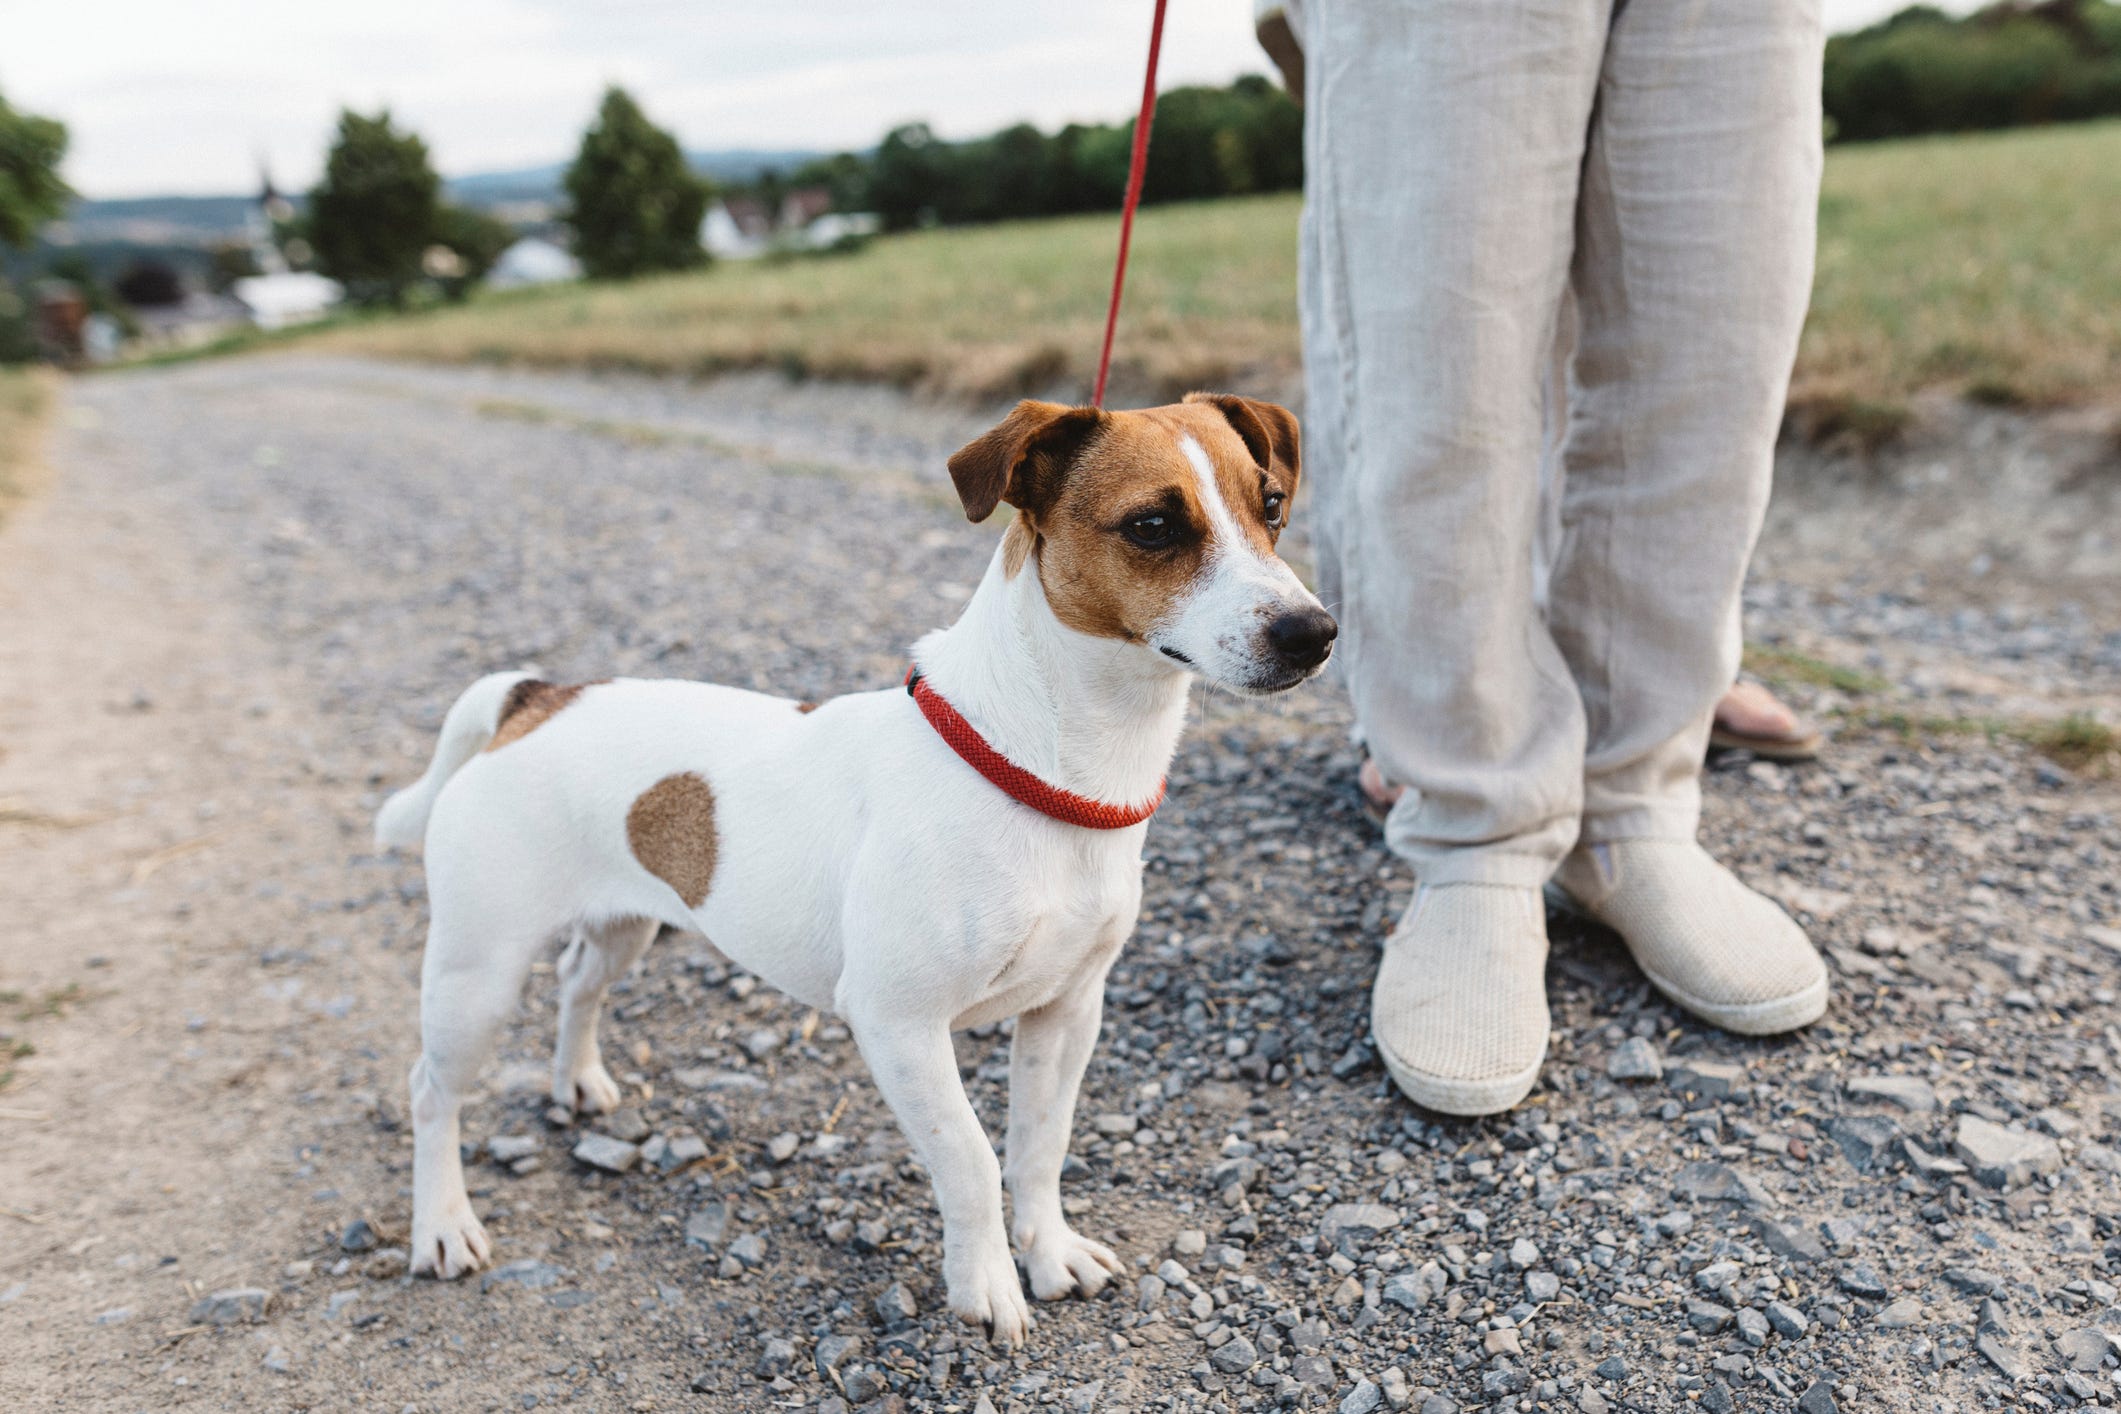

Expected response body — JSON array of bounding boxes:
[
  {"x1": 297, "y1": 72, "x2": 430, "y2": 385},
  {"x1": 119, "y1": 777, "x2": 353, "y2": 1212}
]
[{"x1": 2, "y1": 355, "x2": 2117, "y2": 1413}]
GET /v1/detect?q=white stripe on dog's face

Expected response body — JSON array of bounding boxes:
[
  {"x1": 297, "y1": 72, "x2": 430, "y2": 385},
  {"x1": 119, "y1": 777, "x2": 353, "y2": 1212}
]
[
  {"x1": 1148, "y1": 434, "x2": 1331, "y2": 694},
  {"x1": 1003, "y1": 397, "x2": 1334, "y2": 695}
]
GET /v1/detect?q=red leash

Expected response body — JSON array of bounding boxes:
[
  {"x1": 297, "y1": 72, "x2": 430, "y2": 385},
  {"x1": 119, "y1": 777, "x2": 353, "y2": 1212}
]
[
  {"x1": 906, "y1": 669, "x2": 1164, "y2": 829},
  {"x1": 1092, "y1": 0, "x2": 1170, "y2": 409}
]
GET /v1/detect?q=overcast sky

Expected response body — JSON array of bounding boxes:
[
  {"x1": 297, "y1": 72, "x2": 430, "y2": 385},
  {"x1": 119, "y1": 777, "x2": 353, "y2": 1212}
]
[{"x1": 8, "y1": 0, "x2": 1971, "y2": 199}]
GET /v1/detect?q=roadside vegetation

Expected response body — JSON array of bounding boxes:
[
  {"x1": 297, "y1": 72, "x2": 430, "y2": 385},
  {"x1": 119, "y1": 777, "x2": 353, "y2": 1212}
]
[{"x1": 0, "y1": 366, "x2": 54, "y2": 518}]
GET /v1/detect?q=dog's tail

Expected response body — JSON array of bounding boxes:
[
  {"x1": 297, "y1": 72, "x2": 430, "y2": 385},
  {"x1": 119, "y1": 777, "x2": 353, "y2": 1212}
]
[{"x1": 374, "y1": 670, "x2": 536, "y2": 852}]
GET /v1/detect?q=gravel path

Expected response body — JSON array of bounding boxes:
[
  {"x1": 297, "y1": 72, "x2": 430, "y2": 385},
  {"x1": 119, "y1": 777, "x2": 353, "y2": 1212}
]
[{"x1": 2, "y1": 353, "x2": 2118, "y2": 1414}]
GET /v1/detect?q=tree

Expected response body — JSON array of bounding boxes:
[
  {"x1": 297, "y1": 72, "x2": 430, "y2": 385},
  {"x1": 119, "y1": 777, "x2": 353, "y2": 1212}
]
[
  {"x1": 309, "y1": 109, "x2": 441, "y2": 305},
  {"x1": 0, "y1": 87, "x2": 70, "y2": 250},
  {"x1": 563, "y1": 88, "x2": 709, "y2": 279}
]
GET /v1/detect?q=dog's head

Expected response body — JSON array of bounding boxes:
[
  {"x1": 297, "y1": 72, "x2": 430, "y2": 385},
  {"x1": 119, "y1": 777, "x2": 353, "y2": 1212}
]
[{"x1": 947, "y1": 393, "x2": 1335, "y2": 694}]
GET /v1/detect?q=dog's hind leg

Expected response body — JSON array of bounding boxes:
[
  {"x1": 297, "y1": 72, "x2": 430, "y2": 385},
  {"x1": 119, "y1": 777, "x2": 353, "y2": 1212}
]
[
  {"x1": 408, "y1": 894, "x2": 555, "y2": 1280},
  {"x1": 551, "y1": 917, "x2": 659, "y2": 1115}
]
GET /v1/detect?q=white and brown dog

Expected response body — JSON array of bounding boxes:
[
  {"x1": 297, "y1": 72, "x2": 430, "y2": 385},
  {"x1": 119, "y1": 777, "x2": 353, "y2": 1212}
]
[{"x1": 374, "y1": 393, "x2": 1335, "y2": 1342}]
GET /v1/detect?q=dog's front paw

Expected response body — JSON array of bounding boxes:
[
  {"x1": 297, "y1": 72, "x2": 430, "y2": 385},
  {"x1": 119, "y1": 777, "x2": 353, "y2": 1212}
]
[
  {"x1": 1023, "y1": 1227, "x2": 1125, "y2": 1301},
  {"x1": 410, "y1": 1203, "x2": 492, "y2": 1280},
  {"x1": 553, "y1": 1061, "x2": 622, "y2": 1116},
  {"x1": 947, "y1": 1247, "x2": 1033, "y2": 1346}
]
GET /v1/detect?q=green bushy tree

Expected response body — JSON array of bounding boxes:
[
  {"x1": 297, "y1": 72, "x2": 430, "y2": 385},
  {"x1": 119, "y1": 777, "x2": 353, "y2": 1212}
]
[
  {"x1": 310, "y1": 109, "x2": 441, "y2": 305},
  {"x1": 0, "y1": 88, "x2": 69, "y2": 250},
  {"x1": 564, "y1": 87, "x2": 710, "y2": 279}
]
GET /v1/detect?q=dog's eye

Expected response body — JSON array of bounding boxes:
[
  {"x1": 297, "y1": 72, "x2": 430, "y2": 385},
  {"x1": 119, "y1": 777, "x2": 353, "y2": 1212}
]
[
  {"x1": 1122, "y1": 513, "x2": 1179, "y2": 549},
  {"x1": 1264, "y1": 493, "x2": 1287, "y2": 529}
]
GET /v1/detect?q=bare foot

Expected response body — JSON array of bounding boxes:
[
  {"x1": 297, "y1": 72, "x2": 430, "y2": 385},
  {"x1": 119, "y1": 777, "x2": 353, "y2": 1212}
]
[{"x1": 1711, "y1": 681, "x2": 1822, "y2": 761}]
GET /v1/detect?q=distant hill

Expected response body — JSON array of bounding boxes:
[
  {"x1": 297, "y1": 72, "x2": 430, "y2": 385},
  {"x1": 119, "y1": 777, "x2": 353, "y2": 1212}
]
[{"x1": 62, "y1": 148, "x2": 835, "y2": 247}]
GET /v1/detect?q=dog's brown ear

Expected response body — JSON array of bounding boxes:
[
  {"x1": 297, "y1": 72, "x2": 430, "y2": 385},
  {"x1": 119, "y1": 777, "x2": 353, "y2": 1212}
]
[
  {"x1": 946, "y1": 400, "x2": 1106, "y2": 523},
  {"x1": 1186, "y1": 393, "x2": 1301, "y2": 495}
]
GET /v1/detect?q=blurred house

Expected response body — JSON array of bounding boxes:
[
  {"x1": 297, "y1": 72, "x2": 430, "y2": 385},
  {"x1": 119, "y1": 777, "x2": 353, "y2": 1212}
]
[
  {"x1": 232, "y1": 167, "x2": 342, "y2": 329},
  {"x1": 488, "y1": 237, "x2": 582, "y2": 288},
  {"x1": 701, "y1": 187, "x2": 879, "y2": 260}
]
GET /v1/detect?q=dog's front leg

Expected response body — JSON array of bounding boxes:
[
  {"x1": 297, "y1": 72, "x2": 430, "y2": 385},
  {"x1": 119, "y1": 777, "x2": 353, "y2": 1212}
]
[
  {"x1": 1004, "y1": 968, "x2": 1127, "y2": 1300},
  {"x1": 847, "y1": 1005, "x2": 1031, "y2": 1345}
]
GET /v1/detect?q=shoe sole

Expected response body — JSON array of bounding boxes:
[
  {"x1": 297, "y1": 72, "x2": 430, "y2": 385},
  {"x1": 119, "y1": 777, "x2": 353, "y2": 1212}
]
[
  {"x1": 1544, "y1": 884, "x2": 1831, "y2": 1036},
  {"x1": 1371, "y1": 1026, "x2": 1546, "y2": 1117}
]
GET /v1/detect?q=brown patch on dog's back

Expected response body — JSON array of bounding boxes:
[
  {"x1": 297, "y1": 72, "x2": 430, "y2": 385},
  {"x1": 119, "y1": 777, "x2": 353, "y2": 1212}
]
[
  {"x1": 795, "y1": 700, "x2": 820, "y2": 714},
  {"x1": 486, "y1": 679, "x2": 602, "y2": 752},
  {"x1": 627, "y1": 772, "x2": 718, "y2": 908}
]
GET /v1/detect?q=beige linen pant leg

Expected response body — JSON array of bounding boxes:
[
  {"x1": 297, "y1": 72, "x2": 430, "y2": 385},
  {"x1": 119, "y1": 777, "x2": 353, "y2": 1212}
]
[
  {"x1": 1551, "y1": 0, "x2": 1823, "y2": 843},
  {"x1": 1304, "y1": 0, "x2": 1821, "y2": 885},
  {"x1": 1305, "y1": 0, "x2": 1611, "y2": 887}
]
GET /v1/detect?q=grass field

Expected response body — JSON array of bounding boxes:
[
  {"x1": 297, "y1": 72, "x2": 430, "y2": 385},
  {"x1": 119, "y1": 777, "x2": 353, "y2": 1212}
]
[
  {"x1": 317, "y1": 120, "x2": 2121, "y2": 417},
  {"x1": 0, "y1": 367, "x2": 54, "y2": 520}
]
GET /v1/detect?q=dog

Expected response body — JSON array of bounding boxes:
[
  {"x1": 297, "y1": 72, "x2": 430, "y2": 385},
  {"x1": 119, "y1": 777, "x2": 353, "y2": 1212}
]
[{"x1": 373, "y1": 393, "x2": 1336, "y2": 1342}]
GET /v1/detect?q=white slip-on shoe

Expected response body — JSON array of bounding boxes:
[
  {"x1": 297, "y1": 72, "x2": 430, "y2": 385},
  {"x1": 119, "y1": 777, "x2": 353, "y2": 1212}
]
[
  {"x1": 1554, "y1": 839, "x2": 1830, "y2": 1036},
  {"x1": 1371, "y1": 884, "x2": 1550, "y2": 1116}
]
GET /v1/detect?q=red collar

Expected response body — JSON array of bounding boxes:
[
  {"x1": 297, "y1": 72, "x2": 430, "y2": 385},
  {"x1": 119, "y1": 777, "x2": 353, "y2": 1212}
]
[{"x1": 905, "y1": 667, "x2": 1164, "y2": 829}]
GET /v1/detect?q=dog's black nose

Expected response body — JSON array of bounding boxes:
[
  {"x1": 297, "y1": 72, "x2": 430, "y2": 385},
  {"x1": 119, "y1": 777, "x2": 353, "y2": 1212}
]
[{"x1": 1266, "y1": 606, "x2": 1338, "y2": 670}]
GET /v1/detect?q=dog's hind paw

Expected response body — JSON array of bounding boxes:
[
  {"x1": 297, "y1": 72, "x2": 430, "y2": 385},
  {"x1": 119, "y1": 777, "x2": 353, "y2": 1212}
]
[
  {"x1": 947, "y1": 1249, "x2": 1033, "y2": 1346},
  {"x1": 410, "y1": 1205, "x2": 492, "y2": 1280},
  {"x1": 1024, "y1": 1229, "x2": 1125, "y2": 1301}
]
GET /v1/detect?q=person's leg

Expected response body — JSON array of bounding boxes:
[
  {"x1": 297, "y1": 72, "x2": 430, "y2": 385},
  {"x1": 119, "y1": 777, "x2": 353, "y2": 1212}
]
[
  {"x1": 1547, "y1": 0, "x2": 1829, "y2": 1032},
  {"x1": 1305, "y1": 0, "x2": 1610, "y2": 1112}
]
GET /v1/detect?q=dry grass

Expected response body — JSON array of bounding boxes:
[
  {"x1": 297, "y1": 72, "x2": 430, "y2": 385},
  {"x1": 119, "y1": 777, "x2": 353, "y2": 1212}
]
[
  {"x1": 1795, "y1": 118, "x2": 2121, "y2": 419},
  {"x1": 0, "y1": 366, "x2": 56, "y2": 520},
  {"x1": 326, "y1": 196, "x2": 1299, "y2": 401},
  {"x1": 311, "y1": 121, "x2": 2121, "y2": 416}
]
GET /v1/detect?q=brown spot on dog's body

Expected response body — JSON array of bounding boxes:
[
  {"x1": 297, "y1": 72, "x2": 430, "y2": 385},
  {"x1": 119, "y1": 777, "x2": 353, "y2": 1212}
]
[
  {"x1": 795, "y1": 700, "x2": 820, "y2": 714},
  {"x1": 485, "y1": 679, "x2": 603, "y2": 752},
  {"x1": 627, "y1": 772, "x2": 718, "y2": 908}
]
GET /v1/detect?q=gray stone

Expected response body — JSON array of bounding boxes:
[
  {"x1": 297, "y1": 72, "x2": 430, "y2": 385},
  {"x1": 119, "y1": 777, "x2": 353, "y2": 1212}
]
[
  {"x1": 338, "y1": 1218, "x2": 380, "y2": 1252},
  {"x1": 488, "y1": 1134, "x2": 538, "y2": 1163},
  {"x1": 1954, "y1": 1116, "x2": 2061, "y2": 1189},
  {"x1": 1209, "y1": 1334, "x2": 1258, "y2": 1374},
  {"x1": 1735, "y1": 1307, "x2": 1770, "y2": 1347},
  {"x1": 842, "y1": 1367, "x2": 886, "y2": 1402},
  {"x1": 684, "y1": 1200, "x2": 729, "y2": 1250},
  {"x1": 1318, "y1": 1204, "x2": 1401, "y2": 1244},
  {"x1": 756, "y1": 1336, "x2": 796, "y2": 1376},
  {"x1": 816, "y1": 1334, "x2": 860, "y2": 1376},
  {"x1": 601, "y1": 1107, "x2": 651, "y2": 1143},
  {"x1": 1340, "y1": 1379, "x2": 1384, "y2": 1414},
  {"x1": 1875, "y1": 1298, "x2": 1922, "y2": 1328},
  {"x1": 571, "y1": 1132, "x2": 640, "y2": 1173},
  {"x1": 727, "y1": 1233, "x2": 767, "y2": 1269},
  {"x1": 1508, "y1": 1237, "x2": 1540, "y2": 1269},
  {"x1": 1064, "y1": 1381, "x2": 1103, "y2": 1414},
  {"x1": 1685, "y1": 1299, "x2": 1734, "y2": 1333},
  {"x1": 1605, "y1": 1037, "x2": 1662, "y2": 1081},
  {"x1": 2055, "y1": 1327, "x2": 2118, "y2": 1372},
  {"x1": 875, "y1": 1281, "x2": 918, "y2": 1324},
  {"x1": 1525, "y1": 1271, "x2": 1560, "y2": 1302},
  {"x1": 1595, "y1": 1355, "x2": 1627, "y2": 1382},
  {"x1": 189, "y1": 1287, "x2": 269, "y2": 1325},
  {"x1": 1672, "y1": 1161, "x2": 1774, "y2": 1208},
  {"x1": 1796, "y1": 1379, "x2": 1839, "y2": 1414},
  {"x1": 1942, "y1": 1267, "x2": 2002, "y2": 1296},
  {"x1": 1846, "y1": 1074, "x2": 1937, "y2": 1112},
  {"x1": 1902, "y1": 1138, "x2": 1968, "y2": 1180},
  {"x1": 1838, "y1": 1263, "x2": 1888, "y2": 1299},
  {"x1": 1765, "y1": 1301, "x2": 1809, "y2": 1338},
  {"x1": 1749, "y1": 1217, "x2": 1825, "y2": 1263},
  {"x1": 1825, "y1": 1114, "x2": 1900, "y2": 1173},
  {"x1": 1420, "y1": 1398, "x2": 1459, "y2": 1414},
  {"x1": 481, "y1": 1259, "x2": 564, "y2": 1292},
  {"x1": 1977, "y1": 1329, "x2": 2031, "y2": 1381},
  {"x1": 1666, "y1": 1058, "x2": 1744, "y2": 1099}
]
